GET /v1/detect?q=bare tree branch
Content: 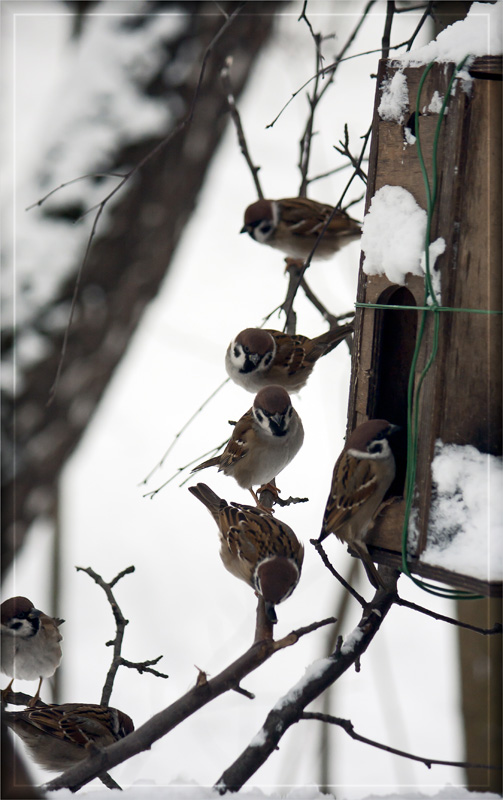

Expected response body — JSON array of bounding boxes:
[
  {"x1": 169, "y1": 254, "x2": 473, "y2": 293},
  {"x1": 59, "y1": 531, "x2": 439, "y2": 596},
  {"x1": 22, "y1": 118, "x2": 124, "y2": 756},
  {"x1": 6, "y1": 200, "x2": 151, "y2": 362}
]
[
  {"x1": 381, "y1": 1, "x2": 395, "y2": 59},
  {"x1": 118, "y1": 657, "x2": 169, "y2": 680},
  {"x1": 220, "y1": 56, "x2": 264, "y2": 199},
  {"x1": 142, "y1": 439, "x2": 229, "y2": 499},
  {"x1": 310, "y1": 539, "x2": 367, "y2": 608},
  {"x1": 298, "y1": 5, "x2": 325, "y2": 196},
  {"x1": 141, "y1": 379, "x2": 230, "y2": 486},
  {"x1": 395, "y1": 596, "x2": 503, "y2": 635},
  {"x1": 302, "y1": 712, "x2": 501, "y2": 771},
  {"x1": 267, "y1": 0, "x2": 376, "y2": 130},
  {"x1": 44, "y1": 614, "x2": 337, "y2": 792},
  {"x1": 334, "y1": 123, "x2": 368, "y2": 183},
  {"x1": 213, "y1": 580, "x2": 398, "y2": 793},
  {"x1": 76, "y1": 566, "x2": 168, "y2": 705},
  {"x1": 281, "y1": 122, "x2": 371, "y2": 324}
]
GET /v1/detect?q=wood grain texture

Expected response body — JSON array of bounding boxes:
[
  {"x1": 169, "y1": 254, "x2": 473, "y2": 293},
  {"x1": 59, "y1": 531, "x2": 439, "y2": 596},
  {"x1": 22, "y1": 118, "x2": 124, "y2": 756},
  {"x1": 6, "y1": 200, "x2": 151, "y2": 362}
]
[{"x1": 346, "y1": 57, "x2": 502, "y2": 595}]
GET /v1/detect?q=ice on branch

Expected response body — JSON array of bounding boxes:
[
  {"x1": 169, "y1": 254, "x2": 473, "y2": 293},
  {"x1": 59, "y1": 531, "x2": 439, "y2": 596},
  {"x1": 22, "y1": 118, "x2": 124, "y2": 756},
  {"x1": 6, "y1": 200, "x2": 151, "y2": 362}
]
[
  {"x1": 421, "y1": 441, "x2": 503, "y2": 582},
  {"x1": 361, "y1": 185, "x2": 444, "y2": 291}
]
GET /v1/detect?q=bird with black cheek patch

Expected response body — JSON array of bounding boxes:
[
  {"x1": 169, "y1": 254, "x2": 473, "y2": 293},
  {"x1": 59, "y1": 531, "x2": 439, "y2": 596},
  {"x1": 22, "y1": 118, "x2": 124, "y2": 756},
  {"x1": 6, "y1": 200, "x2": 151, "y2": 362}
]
[
  {"x1": 4, "y1": 703, "x2": 134, "y2": 772},
  {"x1": 318, "y1": 419, "x2": 399, "y2": 589},
  {"x1": 225, "y1": 325, "x2": 354, "y2": 394},
  {"x1": 1, "y1": 596, "x2": 64, "y2": 705},
  {"x1": 189, "y1": 483, "x2": 304, "y2": 623},
  {"x1": 241, "y1": 197, "x2": 361, "y2": 261},
  {"x1": 191, "y1": 385, "x2": 303, "y2": 510}
]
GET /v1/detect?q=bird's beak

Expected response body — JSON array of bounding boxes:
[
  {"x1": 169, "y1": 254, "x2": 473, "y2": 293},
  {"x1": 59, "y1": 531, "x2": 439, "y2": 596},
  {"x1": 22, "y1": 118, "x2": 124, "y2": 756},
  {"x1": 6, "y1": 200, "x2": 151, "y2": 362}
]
[
  {"x1": 28, "y1": 608, "x2": 42, "y2": 620},
  {"x1": 388, "y1": 424, "x2": 401, "y2": 435},
  {"x1": 249, "y1": 353, "x2": 261, "y2": 365},
  {"x1": 240, "y1": 225, "x2": 248, "y2": 234}
]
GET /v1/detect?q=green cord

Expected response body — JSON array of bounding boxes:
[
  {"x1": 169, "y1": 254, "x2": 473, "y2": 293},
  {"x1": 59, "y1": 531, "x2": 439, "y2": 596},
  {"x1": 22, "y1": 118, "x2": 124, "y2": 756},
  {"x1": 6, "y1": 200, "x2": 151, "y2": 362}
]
[
  {"x1": 354, "y1": 302, "x2": 502, "y2": 314},
  {"x1": 395, "y1": 56, "x2": 483, "y2": 599}
]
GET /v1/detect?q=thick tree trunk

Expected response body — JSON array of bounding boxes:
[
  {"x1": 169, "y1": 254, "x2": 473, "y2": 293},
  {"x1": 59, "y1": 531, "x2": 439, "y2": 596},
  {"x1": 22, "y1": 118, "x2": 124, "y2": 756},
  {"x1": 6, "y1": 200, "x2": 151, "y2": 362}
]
[
  {"x1": 457, "y1": 598, "x2": 503, "y2": 794},
  {"x1": 2, "y1": 1, "x2": 281, "y2": 571}
]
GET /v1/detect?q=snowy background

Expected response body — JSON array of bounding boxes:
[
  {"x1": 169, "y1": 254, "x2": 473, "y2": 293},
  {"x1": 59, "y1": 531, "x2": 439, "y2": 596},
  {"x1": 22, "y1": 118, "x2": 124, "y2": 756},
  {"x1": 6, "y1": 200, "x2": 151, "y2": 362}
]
[{"x1": 2, "y1": 2, "x2": 501, "y2": 798}]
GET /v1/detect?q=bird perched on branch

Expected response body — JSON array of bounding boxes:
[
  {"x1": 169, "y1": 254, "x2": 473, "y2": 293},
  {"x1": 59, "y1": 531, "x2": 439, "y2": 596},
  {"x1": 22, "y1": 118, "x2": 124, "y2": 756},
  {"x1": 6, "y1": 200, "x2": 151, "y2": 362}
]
[
  {"x1": 3, "y1": 703, "x2": 134, "y2": 772},
  {"x1": 226, "y1": 325, "x2": 354, "y2": 394},
  {"x1": 318, "y1": 419, "x2": 399, "y2": 589},
  {"x1": 189, "y1": 483, "x2": 304, "y2": 623},
  {"x1": 241, "y1": 197, "x2": 361, "y2": 261},
  {"x1": 191, "y1": 385, "x2": 303, "y2": 510},
  {"x1": 1, "y1": 596, "x2": 64, "y2": 706}
]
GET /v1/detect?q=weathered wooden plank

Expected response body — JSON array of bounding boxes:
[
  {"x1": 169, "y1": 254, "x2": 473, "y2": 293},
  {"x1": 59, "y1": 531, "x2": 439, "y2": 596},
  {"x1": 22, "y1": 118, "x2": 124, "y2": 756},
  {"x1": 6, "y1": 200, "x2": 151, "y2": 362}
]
[{"x1": 346, "y1": 58, "x2": 502, "y2": 595}]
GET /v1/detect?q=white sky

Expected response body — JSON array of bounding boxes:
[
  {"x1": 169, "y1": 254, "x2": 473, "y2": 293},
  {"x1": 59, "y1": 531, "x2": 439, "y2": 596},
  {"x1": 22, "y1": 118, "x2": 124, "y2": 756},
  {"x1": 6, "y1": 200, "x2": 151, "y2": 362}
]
[{"x1": 3, "y1": 2, "x2": 500, "y2": 797}]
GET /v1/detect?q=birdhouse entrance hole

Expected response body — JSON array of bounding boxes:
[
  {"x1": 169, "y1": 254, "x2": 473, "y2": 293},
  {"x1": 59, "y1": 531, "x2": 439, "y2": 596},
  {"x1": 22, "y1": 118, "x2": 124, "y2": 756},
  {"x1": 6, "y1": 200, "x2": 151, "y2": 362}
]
[{"x1": 370, "y1": 285, "x2": 417, "y2": 499}]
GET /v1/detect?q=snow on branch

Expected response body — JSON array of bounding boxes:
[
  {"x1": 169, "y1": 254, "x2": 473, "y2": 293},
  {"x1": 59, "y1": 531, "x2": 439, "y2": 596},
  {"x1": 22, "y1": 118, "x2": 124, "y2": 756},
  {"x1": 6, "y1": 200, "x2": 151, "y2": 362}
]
[
  {"x1": 45, "y1": 610, "x2": 336, "y2": 792},
  {"x1": 214, "y1": 582, "x2": 398, "y2": 794}
]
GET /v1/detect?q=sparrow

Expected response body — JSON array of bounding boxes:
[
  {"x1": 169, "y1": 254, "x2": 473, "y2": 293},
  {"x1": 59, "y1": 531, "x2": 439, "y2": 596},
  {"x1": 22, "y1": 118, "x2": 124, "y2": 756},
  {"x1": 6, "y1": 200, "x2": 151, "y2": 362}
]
[
  {"x1": 189, "y1": 482, "x2": 304, "y2": 622},
  {"x1": 241, "y1": 197, "x2": 361, "y2": 260},
  {"x1": 225, "y1": 324, "x2": 354, "y2": 394},
  {"x1": 1, "y1": 596, "x2": 64, "y2": 705},
  {"x1": 3, "y1": 702, "x2": 134, "y2": 773},
  {"x1": 318, "y1": 419, "x2": 399, "y2": 589},
  {"x1": 191, "y1": 385, "x2": 304, "y2": 508}
]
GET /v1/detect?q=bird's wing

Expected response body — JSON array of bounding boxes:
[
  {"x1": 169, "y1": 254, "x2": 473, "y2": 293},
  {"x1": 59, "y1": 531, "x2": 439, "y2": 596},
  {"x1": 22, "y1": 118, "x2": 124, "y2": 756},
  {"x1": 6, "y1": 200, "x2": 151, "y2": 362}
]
[{"x1": 322, "y1": 452, "x2": 378, "y2": 533}]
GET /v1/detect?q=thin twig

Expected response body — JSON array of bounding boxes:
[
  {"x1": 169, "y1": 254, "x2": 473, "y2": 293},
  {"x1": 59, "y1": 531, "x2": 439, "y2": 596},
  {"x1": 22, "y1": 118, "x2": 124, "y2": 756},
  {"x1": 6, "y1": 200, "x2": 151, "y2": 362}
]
[
  {"x1": 281, "y1": 123, "x2": 371, "y2": 324},
  {"x1": 220, "y1": 57, "x2": 263, "y2": 199},
  {"x1": 334, "y1": 123, "x2": 368, "y2": 183},
  {"x1": 76, "y1": 566, "x2": 167, "y2": 705},
  {"x1": 25, "y1": 173, "x2": 125, "y2": 211},
  {"x1": 118, "y1": 657, "x2": 169, "y2": 680},
  {"x1": 267, "y1": 0, "x2": 376, "y2": 130},
  {"x1": 141, "y1": 378, "x2": 230, "y2": 485},
  {"x1": 214, "y1": 583, "x2": 398, "y2": 793},
  {"x1": 143, "y1": 439, "x2": 229, "y2": 499},
  {"x1": 310, "y1": 539, "x2": 367, "y2": 608},
  {"x1": 45, "y1": 615, "x2": 336, "y2": 792},
  {"x1": 301, "y1": 712, "x2": 501, "y2": 771},
  {"x1": 274, "y1": 494, "x2": 309, "y2": 508},
  {"x1": 406, "y1": 1, "x2": 434, "y2": 52},
  {"x1": 395, "y1": 596, "x2": 503, "y2": 635},
  {"x1": 298, "y1": 3, "x2": 325, "y2": 196}
]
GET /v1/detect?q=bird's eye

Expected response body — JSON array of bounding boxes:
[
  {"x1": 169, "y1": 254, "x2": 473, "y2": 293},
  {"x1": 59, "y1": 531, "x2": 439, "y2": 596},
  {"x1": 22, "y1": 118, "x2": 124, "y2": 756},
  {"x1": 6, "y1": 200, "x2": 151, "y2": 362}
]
[{"x1": 244, "y1": 346, "x2": 249, "y2": 354}]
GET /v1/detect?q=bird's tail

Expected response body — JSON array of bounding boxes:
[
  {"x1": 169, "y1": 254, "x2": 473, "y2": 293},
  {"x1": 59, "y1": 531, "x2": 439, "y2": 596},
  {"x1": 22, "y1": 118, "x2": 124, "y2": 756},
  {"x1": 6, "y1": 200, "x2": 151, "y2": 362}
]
[
  {"x1": 317, "y1": 526, "x2": 330, "y2": 543},
  {"x1": 190, "y1": 456, "x2": 221, "y2": 474},
  {"x1": 312, "y1": 323, "x2": 354, "y2": 356},
  {"x1": 188, "y1": 482, "x2": 226, "y2": 522}
]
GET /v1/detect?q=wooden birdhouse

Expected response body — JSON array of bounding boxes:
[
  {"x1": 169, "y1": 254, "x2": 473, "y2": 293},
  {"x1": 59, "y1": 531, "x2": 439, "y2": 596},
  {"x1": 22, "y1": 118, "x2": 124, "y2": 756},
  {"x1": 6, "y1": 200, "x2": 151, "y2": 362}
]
[{"x1": 346, "y1": 56, "x2": 502, "y2": 596}]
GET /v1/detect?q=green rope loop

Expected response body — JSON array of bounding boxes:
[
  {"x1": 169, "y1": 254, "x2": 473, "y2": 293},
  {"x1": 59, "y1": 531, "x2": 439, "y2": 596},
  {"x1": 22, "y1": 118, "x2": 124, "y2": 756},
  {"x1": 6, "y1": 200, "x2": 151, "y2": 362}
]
[{"x1": 368, "y1": 56, "x2": 487, "y2": 599}]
